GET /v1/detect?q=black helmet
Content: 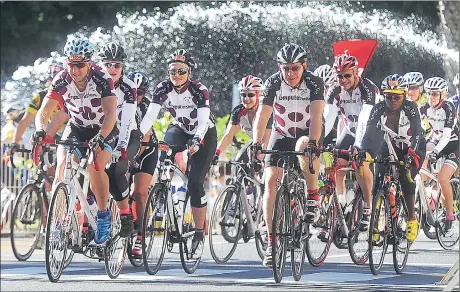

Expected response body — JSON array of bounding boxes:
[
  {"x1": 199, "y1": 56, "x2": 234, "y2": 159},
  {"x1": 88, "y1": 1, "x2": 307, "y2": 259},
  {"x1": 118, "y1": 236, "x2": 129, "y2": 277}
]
[
  {"x1": 166, "y1": 49, "x2": 196, "y2": 71},
  {"x1": 128, "y1": 71, "x2": 150, "y2": 89},
  {"x1": 276, "y1": 43, "x2": 307, "y2": 64},
  {"x1": 97, "y1": 42, "x2": 127, "y2": 62}
]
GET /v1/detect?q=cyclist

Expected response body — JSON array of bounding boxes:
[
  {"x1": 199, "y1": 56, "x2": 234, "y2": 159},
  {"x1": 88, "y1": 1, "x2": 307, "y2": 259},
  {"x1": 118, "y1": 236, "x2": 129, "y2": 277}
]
[
  {"x1": 9, "y1": 63, "x2": 68, "y2": 153},
  {"x1": 449, "y1": 73, "x2": 459, "y2": 113},
  {"x1": 97, "y1": 42, "x2": 140, "y2": 237},
  {"x1": 127, "y1": 71, "x2": 158, "y2": 258},
  {"x1": 34, "y1": 37, "x2": 119, "y2": 244},
  {"x1": 251, "y1": 43, "x2": 325, "y2": 267},
  {"x1": 324, "y1": 53, "x2": 379, "y2": 231},
  {"x1": 139, "y1": 49, "x2": 217, "y2": 258},
  {"x1": 359, "y1": 74, "x2": 426, "y2": 243},
  {"x1": 404, "y1": 72, "x2": 427, "y2": 105},
  {"x1": 213, "y1": 75, "x2": 271, "y2": 166},
  {"x1": 419, "y1": 77, "x2": 459, "y2": 235}
]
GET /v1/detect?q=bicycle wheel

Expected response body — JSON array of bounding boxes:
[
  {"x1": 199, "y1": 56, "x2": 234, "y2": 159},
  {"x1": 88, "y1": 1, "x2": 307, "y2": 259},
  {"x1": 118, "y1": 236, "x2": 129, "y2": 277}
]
[
  {"x1": 291, "y1": 193, "x2": 306, "y2": 282},
  {"x1": 10, "y1": 183, "x2": 43, "y2": 261},
  {"x1": 435, "y1": 178, "x2": 460, "y2": 250},
  {"x1": 104, "y1": 198, "x2": 128, "y2": 279},
  {"x1": 421, "y1": 214, "x2": 437, "y2": 240},
  {"x1": 254, "y1": 195, "x2": 267, "y2": 261},
  {"x1": 368, "y1": 189, "x2": 389, "y2": 276},
  {"x1": 45, "y1": 182, "x2": 72, "y2": 282},
  {"x1": 348, "y1": 192, "x2": 369, "y2": 265},
  {"x1": 180, "y1": 194, "x2": 201, "y2": 274},
  {"x1": 127, "y1": 232, "x2": 143, "y2": 267},
  {"x1": 393, "y1": 197, "x2": 409, "y2": 274},
  {"x1": 272, "y1": 185, "x2": 288, "y2": 283},
  {"x1": 306, "y1": 191, "x2": 336, "y2": 267},
  {"x1": 142, "y1": 184, "x2": 168, "y2": 275},
  {"x1": 209, "y1": 184, "x2": 243, "y2": 264}
]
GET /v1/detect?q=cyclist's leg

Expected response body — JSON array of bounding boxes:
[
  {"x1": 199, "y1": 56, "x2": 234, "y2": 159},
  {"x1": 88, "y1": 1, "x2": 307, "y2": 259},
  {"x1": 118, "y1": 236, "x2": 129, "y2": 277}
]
[
  {"x1": 438, "y1": 141, "x2": 459, "y2": 221},
  {"x1": 334, "y1": 130, "x2": 356, "y2": 204}
]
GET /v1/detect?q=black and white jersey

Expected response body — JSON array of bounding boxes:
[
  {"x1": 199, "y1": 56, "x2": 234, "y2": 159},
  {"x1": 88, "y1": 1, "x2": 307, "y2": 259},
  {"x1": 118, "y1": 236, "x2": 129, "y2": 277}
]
[{"x1": 419, "y1": 101, "x2": 459, "y2": 144}]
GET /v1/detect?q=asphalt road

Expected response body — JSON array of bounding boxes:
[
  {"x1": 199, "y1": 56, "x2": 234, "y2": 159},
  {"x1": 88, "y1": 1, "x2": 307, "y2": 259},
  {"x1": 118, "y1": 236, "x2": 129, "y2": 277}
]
[{"x1": 1, "y1": 232, "x2": 458, "y2": 291}]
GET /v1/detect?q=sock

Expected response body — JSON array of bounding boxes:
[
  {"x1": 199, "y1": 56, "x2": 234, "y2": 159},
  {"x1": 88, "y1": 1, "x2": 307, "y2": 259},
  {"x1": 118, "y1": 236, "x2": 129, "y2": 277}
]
[
  {"x1": 97, "y1": 208, "x2": 109, "y2": 218},
  {"x1": 307, "y1": 189, "x2": 319, "y2": 201},
  {"x1": 136, "y1": 234, "x2": 142, "y2": 240},
  {"x1": 137, "y1": 231, "x2": 142, "y2": 237},
  {"x1": 409, "y1": 217, "x2": 417, "y2": 221},
  {"x1": 119, "y1": 208, "x2": 131, "y2": 215},
  {"x1": 267, "y1": 234, "x2": 273, "y2": 247},
  {"x1": 446, "y1": 215, "x2": 455, "y2": 221}
]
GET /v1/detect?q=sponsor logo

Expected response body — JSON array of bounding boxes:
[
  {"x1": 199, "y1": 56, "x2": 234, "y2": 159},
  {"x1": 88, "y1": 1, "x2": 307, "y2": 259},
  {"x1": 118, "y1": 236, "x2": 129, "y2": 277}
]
[
  {"x1": 69, "y1": 54, "x2": 84, "y2": 62},
  {"x1": 278, "y1": 95, "x2": 309, "y2": 101}
]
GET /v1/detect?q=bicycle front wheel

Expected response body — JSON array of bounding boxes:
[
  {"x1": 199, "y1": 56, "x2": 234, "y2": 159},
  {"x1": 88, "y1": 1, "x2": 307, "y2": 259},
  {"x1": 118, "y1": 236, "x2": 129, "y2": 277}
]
[
  {"x1": 392, "y1": 197, "x2": 409, "y2": 274},
  {"x1": 368, "y1": 188, "x2": 389, "y2": 276},
  {"x1": 272, "y1": 185, "x2": 288, "y2": 283},
  {"x1": 179, "y1": 194, "x2": 202, "y2": 274},
  {"x1": 45, "y1": 182, "x2": 72, "y2": 282},
  {"x1": 209, "y1": 184, "x2": 243, "y2": 264},
  {"x1": 291, "y1": 193, "x2": 307, "y2": 282},
  {"x1": 10, "y1": 183, "x2": 43, "y2": 261},
  {"x1": 104, "y1": 198, "x2": 128, "y2": 279},
  {"x1": 435, "y1": 178, "x2": 460, "y2": 250},
  {"x1": 254, "y1": 194, "x2": 267, "y2": 261},
  {"x1": 348, "y1": 192, "x2": 369, "y2": 265}
]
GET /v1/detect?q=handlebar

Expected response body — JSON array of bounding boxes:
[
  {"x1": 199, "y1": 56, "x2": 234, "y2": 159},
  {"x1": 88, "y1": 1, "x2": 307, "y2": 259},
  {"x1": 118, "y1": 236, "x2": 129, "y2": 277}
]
[
  {"x1": 9, "y1": 147, "x2": 31, "y2": 169},
  {"x1": 364, "y1": 158, "x2": 413, "y2": 183},
  {"x1": 54, "y1": 139, "x2": 100, "y2": 171}
]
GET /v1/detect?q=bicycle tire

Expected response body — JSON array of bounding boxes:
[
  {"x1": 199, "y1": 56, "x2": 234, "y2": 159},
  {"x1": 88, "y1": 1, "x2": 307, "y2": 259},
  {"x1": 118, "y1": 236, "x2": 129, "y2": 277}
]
[
  {"x1": 254, "y1": 194, "x2": 267, "y2": 261},
  {"x1": 45, "y1": 182, "x2": 72, "y2": 282},
  {"x1": 180, "y1": 194, "x2": 202, "y2": 274},
  {"x1": 104, "y1": 198, "x2": 128, "y2": 279},
  {"x1": 142, "y1": 184, "x2": 168, "y2": 275},
  {"x1": 305, "y1": 191, "x2": 336, "y2": 267},
  {"x1": 10, "y1": 183, "x2": 42, "y2": 261},
  {"x1": 127, "y1": 232, "x2": 143, "y2": 267},
  {"x1": 291, "y1": 193, "x2": 306, "y2": 281},
  {"x1": 272, "y1": 185, "x2": 288, "y2": 283},
  {"x1": 209, "y1": 184, "x2": 243, "y2": 264},
  {"x1": 421, "y1": 214, "x2": 437, "y2": 240},
  {"x1": 392, "y1": 196, "x2": 409, "y2": 274},
  {"x1": 348, "y1": 192, "x2": 369, "y2": 265},
  {"x1": 368, "y1": 188, "x2": 389, "y2": 276},
  {"x1": 435, "y1": 178, "x2": 460, "y2": 250}
]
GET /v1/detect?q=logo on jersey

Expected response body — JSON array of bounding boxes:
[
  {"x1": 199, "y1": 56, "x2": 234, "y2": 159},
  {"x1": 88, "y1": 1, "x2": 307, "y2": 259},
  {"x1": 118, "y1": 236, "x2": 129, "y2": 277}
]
[{"x1": 68, "y1": 54, "x2": 84, "y2": 62}]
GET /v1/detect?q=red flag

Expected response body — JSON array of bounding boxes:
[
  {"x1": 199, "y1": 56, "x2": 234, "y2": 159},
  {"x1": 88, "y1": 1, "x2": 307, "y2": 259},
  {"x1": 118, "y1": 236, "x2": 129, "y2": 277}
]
[{"x1": 333, "y1": 39, "x2": 379, "y2": 76}]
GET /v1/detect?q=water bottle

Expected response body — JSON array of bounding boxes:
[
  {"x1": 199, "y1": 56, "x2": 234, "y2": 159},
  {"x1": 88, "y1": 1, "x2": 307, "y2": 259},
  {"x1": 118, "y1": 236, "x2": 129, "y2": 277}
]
[
  {"x1": 389, "y1": 185, "x2": 396, "y2": 218},
  {"x1": 246, "y1": 185, "x2": 254, "y2": 215}
]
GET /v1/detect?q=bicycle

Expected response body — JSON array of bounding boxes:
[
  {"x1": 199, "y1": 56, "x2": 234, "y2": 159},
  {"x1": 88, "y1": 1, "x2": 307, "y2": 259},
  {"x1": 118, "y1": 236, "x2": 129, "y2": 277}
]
[
  {"x1": 310, "y1": 145, "x2": 368, "y2": 267},
  {"x1": 141, "y1": 141, "x2": 202, "y2": 275},
  {"x1": 45, "y1": 139, "x2": 127, "y2": 282},
  {"x1": 415, "y1": 155, "x2": 459, "y2": 249},
  {"x1": 208, "y1": 160, "x2": 267, "y2": 263},
  {"x1": 257, "y1": 148, "x2": 309, "y2": 283}
]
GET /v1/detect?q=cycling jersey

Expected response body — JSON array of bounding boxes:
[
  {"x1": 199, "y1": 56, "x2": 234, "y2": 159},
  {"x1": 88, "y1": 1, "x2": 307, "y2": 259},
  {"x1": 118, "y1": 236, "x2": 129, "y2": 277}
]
[
  {"x1": 140, "y1": 79, "x2": 215, "y2": 140},
  {"x1": 261, "y1": 71, "x2": 324, "y2": 138},
  {"x1": 230, "y1": 104, "x2": 272, "y2": 137},
  {"x1": 47, "y1": 62, "x2": 116, "y2": 128},
  {"x1": 324, "y1": 78, "x2": 379, "y2": 142},
  {"x1": 362, "y1": 100, "x2": 425, "y2": 157},
  {"x1": 28, "y1": 90, "x2": 67, "y2": 128},
  {"x1": 448, "y1": 94, "x2": 459, "y2": 113},
  {"x1": 419, "y1": 101, "x2": 459, "y2": 153},
  {"x1": 114, "y1": 76, "x2": 137, "y2": 147}
]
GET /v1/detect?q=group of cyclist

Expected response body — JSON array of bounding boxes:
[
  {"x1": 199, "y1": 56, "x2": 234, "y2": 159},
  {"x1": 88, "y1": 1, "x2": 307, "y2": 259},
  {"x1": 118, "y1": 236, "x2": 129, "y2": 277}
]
[{"x1": 7, "y1": 37, "x2": 459, "y2": 270}]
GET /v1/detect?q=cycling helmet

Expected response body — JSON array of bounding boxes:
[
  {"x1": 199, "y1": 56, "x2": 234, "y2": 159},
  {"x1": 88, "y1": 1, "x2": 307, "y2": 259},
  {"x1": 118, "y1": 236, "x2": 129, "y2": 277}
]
[
  {"x1": 403, "y1": 72, "x2": 424, "y2": 87},
  {"x1": 47, "y1": 63, "x2": 64, "y2": 79},
  {"x1": 276, "y1": 43, "x2": 307, "y2": 64},
  {"x1": 5, "y1": 106, "x2": 25, "y2": 122},
  {"x1": 333, "y1": 53, "x2": 358, "y2": 72},
  {"x1": 424, "y1": 77, "x2": 448, "y2": 93},
  {"x1": 97, "y1": 42, "x2": 127, "y2": 62},
  {"x1": 454, "y1": 73, "x2": 459, "y2": 87},
  {"x1": 128, "y1": 72, "x2": 150, "y2": 89},
  {"x1": 167, "y1": 49, "x2": 196, "y2": 70},
  {"x1": 63, "y1": 37, "x2": 94, "y2": 62},
  {"x1": 381, "y1": 74, "x2": 408, "y2": 94},
  {"x1": 313, "y1": 64, "x2": 335, "y2": 86},
  {"x1": 238, "y1": 75, "x2": 263, "y2": 91}
]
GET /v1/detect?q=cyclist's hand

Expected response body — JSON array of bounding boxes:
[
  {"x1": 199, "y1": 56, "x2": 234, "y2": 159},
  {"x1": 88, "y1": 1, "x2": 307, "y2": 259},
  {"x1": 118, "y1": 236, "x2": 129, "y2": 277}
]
[
  {"x1": 7, "y1": 143, "x2": 19, "y2": 156},
  {"x1": 111, "y1": 145, "x2": 127, "y2": 164},
  {"x1": 187, "y1": 136, "x2": 201, "y2": 155},
  {"x1": 306, "y1": 140, "x2": 320, "y2": 159},
  {"x1": 405, "y1": 147, "x2": 421, "y2": 169},
  {"x1": 212, "y1": 150, "x2": 220, "y2": 165},
  {"x1": 89, "y1": 133, "x2": 105, "y2": 152},
  {"x1": 249, "y1": 142, "x2": 262, "y2": 161},
  {"x1": 427, "y1": 151, "x2": 438, "y2": 163},
  {"x1": 31, "y1": 130, "x2": 47, "y2": 144}
]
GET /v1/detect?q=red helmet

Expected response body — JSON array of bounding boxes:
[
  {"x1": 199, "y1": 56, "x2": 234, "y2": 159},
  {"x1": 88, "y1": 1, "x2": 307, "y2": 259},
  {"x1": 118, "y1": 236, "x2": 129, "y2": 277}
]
[
  {"x1": 333, "y1": 53, "x2": 358, "y2": 72},
  {"x1": 238, "y1": 75, "x2": 263, "y2": 91}
]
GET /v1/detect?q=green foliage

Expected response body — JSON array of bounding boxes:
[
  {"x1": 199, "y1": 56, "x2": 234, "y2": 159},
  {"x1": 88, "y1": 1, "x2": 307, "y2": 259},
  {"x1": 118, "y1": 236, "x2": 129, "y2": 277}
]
[{"x1": 152, "y1": 111, "x2": 172, "y2": 140}]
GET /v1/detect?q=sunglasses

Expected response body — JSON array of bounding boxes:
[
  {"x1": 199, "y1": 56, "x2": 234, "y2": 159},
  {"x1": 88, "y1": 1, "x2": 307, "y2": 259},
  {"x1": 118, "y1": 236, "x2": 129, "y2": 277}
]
[
  {"x1": 68, "y1": 62, "x2": 87, "y2": 69},
  {"x1": 241, "y1": 92, "x2": 256, "y2": 98},
  {"x1": 281, "y1": 65, "x2": 302, "y2": 72},
  {"x1": 384, "y1": 94, "x2": 403, "y2": 101},
  {"x1": 168, "y1": 68, "x2": 188, "y2": 76},
  {"x1": 337, "y1": 73, "x2": 353, "y2": 80},
  {"x1": 103, "y1": 62, "x2": 123, "y2": 69}
]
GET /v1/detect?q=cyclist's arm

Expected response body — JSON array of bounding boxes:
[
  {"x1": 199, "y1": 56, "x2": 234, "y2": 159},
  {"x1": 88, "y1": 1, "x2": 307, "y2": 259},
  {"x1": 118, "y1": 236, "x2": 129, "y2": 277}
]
[
  {"x1": 117, "y1": 84, "x2": 137, "y2": 148},
  {"x1": 191, "y1": 82, "x2": 211, "y2": 141},
  {"x1": 253, "y1": 105, "x2": 272, "y2": 144},
  {"x1": 361, "y1": 102, "x2": 385, "y2": 155},
  {"x1": 261, "y1": 128, "x2": 272, "y2": 149},
  {"x1": 353, "y1": 104, "x2": 373, "y2": 148},
  {"x1": 403, "y1": 101, "x2": 424, "y2": 155},
  {"x1": 433, "y1": 101, "x2": 455, "y2": 154},
  {"x1": 13, "y1": 112, "x2": 35, "y2": 143},
  {"x1": 217, "y1": 123, "x2": 241, "y2": 155},
  {"x1": 308, "y1": 74, "x2": 326, "y2": 142},
  {"x1": 35, "y1": 97, "x2": 59, "y2": 132},
  {"x1": 324, "y1": 85, "x2": 340, "y2": 137},
  {"x1": 100, "y1": 95, "x2": 117, "y2": 138},
  {"x1": 46, "y1": 110, "x2": 69, "y2": 138},
  {"x1": 139, "y1": 103, "x2": 161, "y2": 136}
]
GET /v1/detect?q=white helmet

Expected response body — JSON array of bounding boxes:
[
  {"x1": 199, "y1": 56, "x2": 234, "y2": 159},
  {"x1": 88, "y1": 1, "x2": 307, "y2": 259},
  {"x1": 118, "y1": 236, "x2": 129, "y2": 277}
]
[
  {"x1": 314, "y1": 64, "x2": 335, "y2": 86},
  {"x1": 424, "y1": 77, "x2": 448, "y2": 93},
  {"x1": 454, "y1": 73, "x2": 459, "y2": 87},
  {"x1": 238, "y1": 75, "x2": 263, "y2": 91},
  {"x1": 403, "y1": 72, "x2": 424, "y2": 87}
]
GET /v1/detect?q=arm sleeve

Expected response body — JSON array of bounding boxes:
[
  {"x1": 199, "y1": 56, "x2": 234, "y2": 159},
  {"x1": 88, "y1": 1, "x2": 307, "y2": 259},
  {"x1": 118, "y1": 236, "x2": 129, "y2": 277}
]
[
  {"x1": 194, "y1": 107, "x2": 211, "y2": 141},
  {"x1": 433, "y1": 101, "x2": 455, "y2": 153},
  {"x1": 261, "y1": 76, "x2": 277, "y2": 106},
  {"x1": 353, "y1": 104, "x2": 374, "y2": 148},
  {"x1": 139, "y1": 103, "x2": 162, "y2": 136},
  {"x1": 117, "y1": 102, "x2": 137, "y2": 147},
  {"x1": 361, "y1": 102, "x2": 385, "y2": 154},
  {"x1": 404, "y1": 102, "x2": 424, "y2": 155},
  {"x1": 324, "y1": 103, "x2": 339, "y2": 137}
]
